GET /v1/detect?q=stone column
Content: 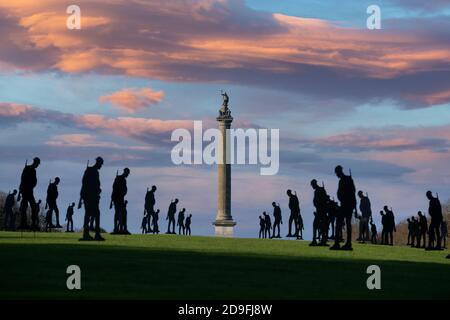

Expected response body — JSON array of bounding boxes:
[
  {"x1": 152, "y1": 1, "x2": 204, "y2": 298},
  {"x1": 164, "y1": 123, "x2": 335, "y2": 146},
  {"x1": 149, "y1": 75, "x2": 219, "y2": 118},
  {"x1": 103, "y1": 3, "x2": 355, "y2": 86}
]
[{"x1": 213, "y1": 112, "x2": 236, "y2": 236}]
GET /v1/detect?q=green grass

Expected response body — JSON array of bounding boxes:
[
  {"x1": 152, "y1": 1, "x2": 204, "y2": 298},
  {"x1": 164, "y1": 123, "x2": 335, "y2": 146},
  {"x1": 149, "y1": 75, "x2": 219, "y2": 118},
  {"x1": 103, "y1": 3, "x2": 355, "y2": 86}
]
[{"x1": 0, "y1": 231, "x2": 449, "y2": 299}]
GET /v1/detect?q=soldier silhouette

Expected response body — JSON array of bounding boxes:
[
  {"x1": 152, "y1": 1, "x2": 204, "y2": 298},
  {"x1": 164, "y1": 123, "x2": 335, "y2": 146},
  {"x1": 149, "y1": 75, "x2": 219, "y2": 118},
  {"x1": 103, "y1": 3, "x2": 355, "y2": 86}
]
[
  {"x1": 330, "y1": 166, "x2": 356, "y2": 251},
  {"x1": 358, "y1": 191, "x2": 372, "y2": 243},
  {"x1": 407, "y1": 218, "x2": 412, "y2": 245},
  {"x1": 18, "y1": 157, "x2": 40, "y2": 230},
  {"x1": 46, "y1": 177, "x2": 61, "y2": 229},
  {"x1": 380, "y1": 210, "x2": 387, "y2": 245},
  {"x1": 441, "y1": 220, "x2": 448, "y2": 249},
  {"x1": 141, "y1": 214, "x2": 148, "y2": 234},
  {"x1": 153, "y1": 209, "x2": 160, "y2": 234},
  {"x1": 310, "y1": 179, "x2": 329, "y2": 246},
  {"x1": 286, "y1": 189, "x2": 300, "y2": 237},
  {"x1": 185, "y1": 214, "x2": 192, "y2": 236},
  {"x1": 426, "y1": 191, "x2": 443, "y2": 250},
  {"x1": 263, "y1": 211, "x2": 272, "y2": 239},
  {"x1": 272, "y1": 202, "x2": 282, "y2": 238},
  {"x1": 166, "y1": 199, "x2": 178, "y2": 234},
  {"x1": 327, "y1": 196, "x2": 338, "y2": 240},
  {"x1": 177, "y1": 208, "x2": 186, "y2": 235},
  {"x1": 383, "y1": 206, "x2": 396, "y2": 246},
  {"x1": 79, "y1": 157, "x2": 104, "y2": 241},
  {"x1": 296, "y1": 213, "x2": 304, "y2": 240},
  {"x1": 410, "y1": 216, "x2": 419, "y2": 247},
  {"x1": 145, "y1": 186, "x2": 157, "y2": 233},
  {"x1": 258, "y1": 216, "x2": 265, "y2": 238},
  {"x1": 417, "y1": 211, "x2": 427, "y2": 248},
  {"x1": 111, "y1": 168, "x2": 130, "y2": 235},
  {"x1": 65, "y1": 202, "x2": 75, "y2": 232},
  {"x1": 370, "y1": 218, "x2": 377, "y2": 244},
  {"x1": 3, "y1": 190, "x2": 17, "y2": 230}
]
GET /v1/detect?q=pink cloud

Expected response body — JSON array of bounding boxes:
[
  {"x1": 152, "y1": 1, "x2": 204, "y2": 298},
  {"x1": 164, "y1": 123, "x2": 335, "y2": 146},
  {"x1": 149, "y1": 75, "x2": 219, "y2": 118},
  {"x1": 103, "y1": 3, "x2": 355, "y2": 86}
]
[{"x1": 99, "y1": 88, "x2": 165, "y2": 113}]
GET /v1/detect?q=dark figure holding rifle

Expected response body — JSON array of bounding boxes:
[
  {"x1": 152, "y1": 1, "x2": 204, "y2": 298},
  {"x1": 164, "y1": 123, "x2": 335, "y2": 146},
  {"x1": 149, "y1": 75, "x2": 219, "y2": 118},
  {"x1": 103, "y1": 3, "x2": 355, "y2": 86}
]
[
  {"x1": 286, "y1": 189, "x2": 300, "y2": 237},
  {"x1": 46, "y1": 177, "x2": 61, "y2": 230},
  {"x1": 330, "y1": 165, "x2": 356, "y2": 251},
  {"x1": 79, "y1": 157, "x2": 104, "y2": 241},
  {"x1": 272, "y1": 202, "x2": 282, "y2": 238},
  {"x1": 383, "y1": 206, "x2": 396, "y2": 246},
  {"x1": 18, "y1": 157, "x2": 40, "y2": 231},
  {"x1": 65, "y1": 202, "x2": 75, "y2": 232},
  {"x1": 110, "y1": 168, "x2": 130, "y2": 235},
  {"x1": 145, "y1": 186, "x2": 157, "y2": 233}
]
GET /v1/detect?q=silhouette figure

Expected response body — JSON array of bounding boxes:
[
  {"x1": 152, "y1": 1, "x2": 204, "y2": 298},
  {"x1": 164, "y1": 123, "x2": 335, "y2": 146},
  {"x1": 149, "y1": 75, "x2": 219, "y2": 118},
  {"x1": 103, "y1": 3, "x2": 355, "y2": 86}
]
[
  {"x1": 111, "y1": 168, "x2": 130, "y2": 235},
  {"x1": 357, "y1": 191, "x2": 372, "y2": 243},
  {"x1": 370, "y1": 219, "x2": 377, "y2": 244},
  {"x1": 407, "y1": 218, "x2": 412, "y2": 245},
  {"x1": 441, "y1": 220, "x2": 447, "y2": 249},
  {"x1": 65, "y1": 202, "x2": 75, "y2": 232},
  {"x1": 271, "y1": 202, "x2": 282, "y2": 238},
  {"x1": 263, "y1": 211, "x2": 271, "y2": 239},
  {"x1": 166, "y1": 199, "x2": 178, "y2": 234},
  {"x1": 330, "y1": 166, "x2": 356, "y2": 251},
  {"x1": 286, "y1": 189, "x2": 300, "y2": 237},
  {"x1": 383, "y1": 206, "x2": 396, "y2": 246},
  {"x1": 3, "y1": 190, "x2": 17, "y2": 230},
  {"x1": 152, "y1": 209, "x2": 160, "y2": 234},
  {"x1": 296, "y1": 213, "x2": 304, "y2": 240},
  {"x1": 145, "y1": 186, "x2": 157, "y2": 233},
  {"x1": 141, "y1": 214, "x2": 148, "y2": 234},
  {"x1": 46, "y1": 177, "x2": 61, "y2": 230},
  {"x1": 79, "y1": 157, "x2": 104, "y2": 241},
  {"x1": 18, "y1": 157, "x2": 40, "y2": 231},
  {"x1": 310, "y1": 179, "x2": 329, "y2": 246},
  {"x1": 426, "y1": 191, "x2": 443, "y2": 250},
  {"x1": 380, "y1": 210, "x2": 387, "y2": 245},
  {"x1": 177, "y1": 208, "x2": 186, "y2": 235},
  {"x1": 258, "y1": 216, "x2": 265, "y2": 238},
  {"x1": 327, "y1": 196, "x2": 338, "y2": 240},
  {"x1": 410, "y1": 216, "x2": 419, "y2": 247},
  {"x1": 417, "y1": 211, "x2": 427, "y2": 248},
  {"x1": 185, "y1": 214, "x2": 192, "y2": 236}
]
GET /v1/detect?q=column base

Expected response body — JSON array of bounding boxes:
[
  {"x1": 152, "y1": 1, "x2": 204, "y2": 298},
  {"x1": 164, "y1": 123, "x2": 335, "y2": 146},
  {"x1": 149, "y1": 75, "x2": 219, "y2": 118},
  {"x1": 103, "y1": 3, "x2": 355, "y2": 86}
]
[{"x1": 213, "y1": 220, "x2": 236, "y2": 237}]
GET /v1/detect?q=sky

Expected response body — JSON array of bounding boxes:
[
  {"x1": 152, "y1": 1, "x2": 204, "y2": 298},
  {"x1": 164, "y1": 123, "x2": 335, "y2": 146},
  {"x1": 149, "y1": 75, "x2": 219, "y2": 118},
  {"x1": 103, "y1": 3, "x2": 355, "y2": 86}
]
[{"x1": 0, "y1": 0, "x2": 449, "y2": 239}]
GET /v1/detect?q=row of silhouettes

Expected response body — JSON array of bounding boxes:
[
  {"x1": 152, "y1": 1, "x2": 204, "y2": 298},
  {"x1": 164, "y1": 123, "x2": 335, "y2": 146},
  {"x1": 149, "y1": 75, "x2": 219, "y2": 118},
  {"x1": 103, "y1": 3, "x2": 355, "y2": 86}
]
[
  {"x1": 257, "y1": 165, "x2": 448, "y2": 254},
  {"x1": 2, "y1": 157, "x2": 193, "y2": 240}
]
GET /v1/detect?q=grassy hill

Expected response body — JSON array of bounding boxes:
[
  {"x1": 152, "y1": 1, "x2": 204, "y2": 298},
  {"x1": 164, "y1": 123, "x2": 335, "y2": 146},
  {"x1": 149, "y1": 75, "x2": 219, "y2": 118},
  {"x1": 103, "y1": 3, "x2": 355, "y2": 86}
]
[{"x1": 0, "y1": 231, "x2": 449, "y2": 300}]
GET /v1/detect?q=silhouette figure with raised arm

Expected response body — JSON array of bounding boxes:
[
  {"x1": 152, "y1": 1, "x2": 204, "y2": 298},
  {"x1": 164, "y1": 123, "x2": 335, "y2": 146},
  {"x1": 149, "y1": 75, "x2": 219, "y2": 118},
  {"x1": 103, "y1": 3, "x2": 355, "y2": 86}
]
[
  {"x1": 65, "y1": 202, "x2": 75, "y2": 232},
  {"x1": 263, "y1": 211, "x2": 272, "y2": 239},
  {"x1": 153, "y1": 209, "x2": 160, "y2": 234},
  {"x1": 286, "y1": 189, "x2": 300, "y2": 237},
  {"x1": 185, "y1": 214, "x2": 192, "y2": 236},
  {"x1": 177, "y1": 208, "x2": 186, "y2": 235},
  {"x1": 426, "y1": 191, "x2": 443, "y2": 250},
  {"x1": 3, "y1": 190, "x2": 17, "y2": 231},
  {"x1": 79, "y1": 157, "x2": 104, "y2": 241},
  {"x1": 46, "y1": 177, "x2": 61, "y2": 230},
  {"x1": 358, "y1": 190, "x2": 372, "y2": 243},
  {"x1": 417, "y1": 211, "x2": 427, "y2": 248},
  {"x1": 110, "y1": 168, "x2": 130, "y2": 235},
  {"x1": 272, "y1": 202, "x2": 282, "y2": 238},
  {"x1": 18, "y1": 157, "x2": 40, "y2": 231},
  {"x1": 145, "y1": 185, "x2": 157, "y2": 233},
  {"x1": 258, "y1": 216, "x2": 265, "y2": 238},
  {"x1": 310, "y1": 179, "x2": 329, "y2": 246},
  {"x1": 330, "y1": 165, "x2": 356, "y2": 251},
  {"x1": 166, "y1": 198, "x2": 178, "y2": 234}
]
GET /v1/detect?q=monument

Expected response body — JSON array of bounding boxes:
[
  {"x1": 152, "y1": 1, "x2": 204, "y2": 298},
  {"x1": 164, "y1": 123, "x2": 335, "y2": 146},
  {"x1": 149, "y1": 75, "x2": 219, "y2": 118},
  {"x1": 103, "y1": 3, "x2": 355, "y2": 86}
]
[{"x1": 213, "y1": 91, "x2": 236, "y2": 236}]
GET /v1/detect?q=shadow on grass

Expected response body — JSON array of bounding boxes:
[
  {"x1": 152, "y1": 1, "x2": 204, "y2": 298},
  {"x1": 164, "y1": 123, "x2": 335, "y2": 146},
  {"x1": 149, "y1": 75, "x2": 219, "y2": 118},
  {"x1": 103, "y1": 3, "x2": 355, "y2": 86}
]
[{"x1": 0, "y1": 243, "x2": 449, "y2": 299}]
